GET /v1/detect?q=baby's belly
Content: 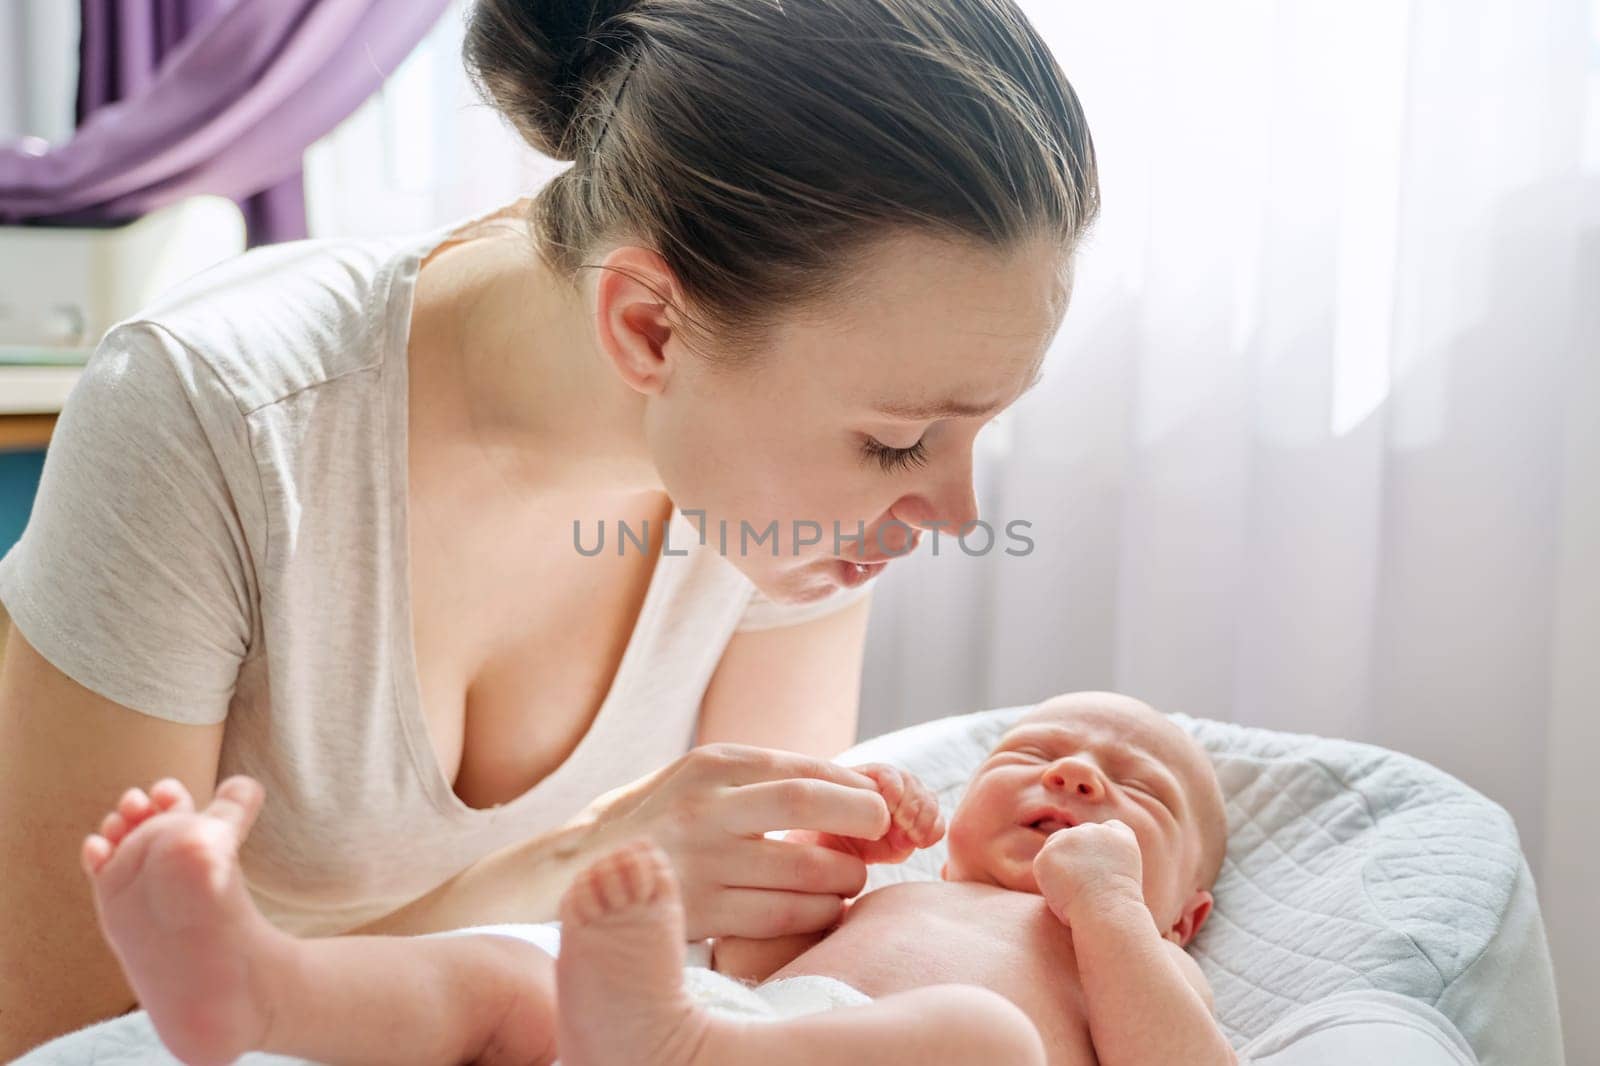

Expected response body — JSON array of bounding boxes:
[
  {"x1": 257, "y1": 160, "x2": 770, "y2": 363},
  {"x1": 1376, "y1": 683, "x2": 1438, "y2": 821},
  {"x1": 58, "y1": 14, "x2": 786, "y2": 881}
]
[{"x1": 768, "y1": 882, "x2": 1095, "y2": 1066}]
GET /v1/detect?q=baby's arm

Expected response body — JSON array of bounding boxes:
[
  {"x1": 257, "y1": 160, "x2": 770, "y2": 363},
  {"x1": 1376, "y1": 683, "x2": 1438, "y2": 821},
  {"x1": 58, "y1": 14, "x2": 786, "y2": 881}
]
[{"x1": 1034, "y1": 822, "x2": 1236, "y2": 1066}]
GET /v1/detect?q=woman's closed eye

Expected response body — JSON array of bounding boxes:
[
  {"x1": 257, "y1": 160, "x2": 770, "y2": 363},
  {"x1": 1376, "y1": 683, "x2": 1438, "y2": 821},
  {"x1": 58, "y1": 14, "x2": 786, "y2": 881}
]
[{"x1": 862, "y1": 435, "x2": 930, "y2": 473}]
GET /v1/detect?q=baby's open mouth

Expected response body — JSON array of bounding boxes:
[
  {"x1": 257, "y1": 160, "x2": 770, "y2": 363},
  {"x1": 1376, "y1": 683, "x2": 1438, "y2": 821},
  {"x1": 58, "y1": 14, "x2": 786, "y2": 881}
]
[{"x1": 1025, "y1": 814, "x2": 1076, "y2": 834}]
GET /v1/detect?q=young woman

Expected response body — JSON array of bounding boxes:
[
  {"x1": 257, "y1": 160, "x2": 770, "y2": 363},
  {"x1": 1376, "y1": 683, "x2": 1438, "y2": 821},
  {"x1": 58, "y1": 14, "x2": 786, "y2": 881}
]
[{"x1": 0, "y1": 0, "x2": 1098, "y2": 1055}]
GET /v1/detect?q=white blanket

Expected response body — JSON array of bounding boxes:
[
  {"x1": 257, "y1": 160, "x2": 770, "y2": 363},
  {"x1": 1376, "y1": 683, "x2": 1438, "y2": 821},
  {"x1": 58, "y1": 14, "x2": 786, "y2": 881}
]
[{"x1": 12, "y1": 707, "x2": 1565, "y2": 1066}]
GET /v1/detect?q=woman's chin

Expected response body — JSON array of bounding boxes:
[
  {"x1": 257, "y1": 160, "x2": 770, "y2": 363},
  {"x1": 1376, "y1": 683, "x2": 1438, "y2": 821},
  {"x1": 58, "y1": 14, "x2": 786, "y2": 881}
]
[{"x1": 744, "y1": 558, "x2": 845, "y2": 605}]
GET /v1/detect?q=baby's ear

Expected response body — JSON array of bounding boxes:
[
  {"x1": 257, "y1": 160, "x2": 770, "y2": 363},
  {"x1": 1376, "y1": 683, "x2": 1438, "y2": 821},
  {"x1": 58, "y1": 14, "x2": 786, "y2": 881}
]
[{"x1": 1168, "y1": 889, "x2": 1214, "y2": 947}]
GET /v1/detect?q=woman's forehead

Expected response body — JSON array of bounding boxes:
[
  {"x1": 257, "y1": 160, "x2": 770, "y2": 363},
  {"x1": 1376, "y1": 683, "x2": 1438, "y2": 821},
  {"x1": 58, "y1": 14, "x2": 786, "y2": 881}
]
[{"x1": 772, "y1": 236, "x2": 1066, "y2": 408}]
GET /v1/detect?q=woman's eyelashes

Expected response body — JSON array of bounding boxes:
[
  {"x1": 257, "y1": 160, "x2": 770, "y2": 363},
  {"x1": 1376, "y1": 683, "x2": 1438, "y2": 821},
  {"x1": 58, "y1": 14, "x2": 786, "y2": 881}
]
[{"x1": 862, "y1": 434, "x2": 931, "y2": 473}]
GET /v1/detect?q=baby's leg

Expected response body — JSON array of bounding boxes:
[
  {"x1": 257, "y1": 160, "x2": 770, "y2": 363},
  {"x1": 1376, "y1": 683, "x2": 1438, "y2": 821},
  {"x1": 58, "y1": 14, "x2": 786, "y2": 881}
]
[
  {"x1": 82, "y1": 776, "x2": 557, "y2": 1066},
  {"x1": 558, "y1": 838, "x2": 1045, "y2": 1066}
]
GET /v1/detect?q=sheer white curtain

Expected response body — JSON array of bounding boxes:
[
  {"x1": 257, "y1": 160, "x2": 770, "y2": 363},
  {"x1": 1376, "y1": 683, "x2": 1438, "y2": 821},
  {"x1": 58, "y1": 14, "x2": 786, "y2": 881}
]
[
  {"x1": 306, "y1": 0, "x2": 1598, "y2": 1054},
  {"x1": 862, "y1": 0, "x2": 1598, "y2": 1055}
]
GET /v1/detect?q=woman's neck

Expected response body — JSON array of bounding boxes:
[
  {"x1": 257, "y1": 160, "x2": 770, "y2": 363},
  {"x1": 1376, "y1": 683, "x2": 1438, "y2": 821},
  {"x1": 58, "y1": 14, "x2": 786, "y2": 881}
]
[{"x1": 410, "y1": 223, "x2": 666, "y2": 505}]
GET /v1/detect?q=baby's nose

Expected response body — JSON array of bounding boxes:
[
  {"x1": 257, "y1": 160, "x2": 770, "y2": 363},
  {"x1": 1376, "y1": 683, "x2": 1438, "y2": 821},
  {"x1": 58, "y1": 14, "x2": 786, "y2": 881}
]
[{"x1": 1044, "y1": 758, "x2": 1106, "y2": 800}]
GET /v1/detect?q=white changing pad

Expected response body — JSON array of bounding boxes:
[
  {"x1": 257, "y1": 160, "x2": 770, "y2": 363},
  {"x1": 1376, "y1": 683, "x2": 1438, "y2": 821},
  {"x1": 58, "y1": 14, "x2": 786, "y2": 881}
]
[
  {"x1": 843, "y1": 705, "x2": 1566, "y2": 1066},
  {"x1": 13, "y1": 707, "x2": 1566, "y2": 1066}
]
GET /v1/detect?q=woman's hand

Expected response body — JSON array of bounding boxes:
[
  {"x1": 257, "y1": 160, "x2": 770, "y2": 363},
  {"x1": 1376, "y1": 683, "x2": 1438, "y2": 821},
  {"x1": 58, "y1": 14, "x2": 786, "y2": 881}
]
[
  {"x1": 782, "y1": 763, "x2": 945, "y2": 866},
  {"x1": 576, "y1": 743, "x2": 894, "y2": 941}
]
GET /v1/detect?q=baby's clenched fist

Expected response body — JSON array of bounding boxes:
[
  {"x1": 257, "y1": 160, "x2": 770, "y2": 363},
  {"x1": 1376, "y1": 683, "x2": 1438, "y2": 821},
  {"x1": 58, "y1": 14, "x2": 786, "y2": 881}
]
[{"x1": 1032, "y1": 819, "x2": 1144, "y2": 926}]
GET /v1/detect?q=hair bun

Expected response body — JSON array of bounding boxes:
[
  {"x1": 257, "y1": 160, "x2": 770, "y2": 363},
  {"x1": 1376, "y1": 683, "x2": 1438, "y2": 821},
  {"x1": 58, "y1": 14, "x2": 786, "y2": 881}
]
[{"x1": 464, "y1": 0, "x2": 642, "y2": 162}]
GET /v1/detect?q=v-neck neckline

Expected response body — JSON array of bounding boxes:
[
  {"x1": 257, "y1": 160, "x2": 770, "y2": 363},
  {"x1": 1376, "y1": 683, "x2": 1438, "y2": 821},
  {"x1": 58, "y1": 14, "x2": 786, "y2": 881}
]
[{"x1": 376, "y1": 203, "x2": 683, "y2": 823}]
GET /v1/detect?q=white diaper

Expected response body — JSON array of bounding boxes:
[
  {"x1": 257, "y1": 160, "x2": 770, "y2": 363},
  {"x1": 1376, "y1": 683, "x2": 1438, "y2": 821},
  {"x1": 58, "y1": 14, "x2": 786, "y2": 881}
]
[
  {"x1": 682, "y1": 966, "x2": 873, "y2": 1021},
  {"x1": 431, "y1": 922, "x2": 872, "y2": 1022}
]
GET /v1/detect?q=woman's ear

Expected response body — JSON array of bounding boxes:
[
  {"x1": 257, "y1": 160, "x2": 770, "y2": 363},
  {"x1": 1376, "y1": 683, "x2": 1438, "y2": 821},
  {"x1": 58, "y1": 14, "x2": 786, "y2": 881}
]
[
  {"x1": 593, "y1": 245, "x2": 681, "y2": 396},
  {"x1": 1167, "y1": 889, "x2": 1214, "y2": 947}
]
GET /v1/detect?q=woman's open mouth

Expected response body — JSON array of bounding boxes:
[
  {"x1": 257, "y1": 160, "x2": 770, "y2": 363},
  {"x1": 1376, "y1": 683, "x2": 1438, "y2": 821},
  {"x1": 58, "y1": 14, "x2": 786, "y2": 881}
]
[{"x1": 834, "y1": 558, "x2": 889, "y2": 588}]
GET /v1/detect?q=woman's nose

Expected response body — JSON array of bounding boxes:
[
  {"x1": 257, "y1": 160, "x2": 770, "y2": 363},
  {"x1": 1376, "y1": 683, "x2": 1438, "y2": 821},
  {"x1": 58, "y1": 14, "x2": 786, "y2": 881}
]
[
  {"x1": 1044, "y1": 757, "x2": 1108, "y2": 801},
  {"x1": 892, "y1": 463, "x2": 981, "y2": 535}
]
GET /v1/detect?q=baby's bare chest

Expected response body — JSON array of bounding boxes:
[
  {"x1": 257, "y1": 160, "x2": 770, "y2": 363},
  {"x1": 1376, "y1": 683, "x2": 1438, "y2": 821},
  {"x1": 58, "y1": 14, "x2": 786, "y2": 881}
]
[{"x1": 770, "y1": 882, "x2": 1095, "y2": 1064}]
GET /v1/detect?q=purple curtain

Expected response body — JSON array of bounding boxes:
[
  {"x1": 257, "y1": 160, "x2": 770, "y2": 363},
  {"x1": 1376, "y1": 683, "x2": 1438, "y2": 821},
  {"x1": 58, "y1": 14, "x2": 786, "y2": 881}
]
[{"x1": 0, "y1": 0, "x2": 453, "y2": 247}]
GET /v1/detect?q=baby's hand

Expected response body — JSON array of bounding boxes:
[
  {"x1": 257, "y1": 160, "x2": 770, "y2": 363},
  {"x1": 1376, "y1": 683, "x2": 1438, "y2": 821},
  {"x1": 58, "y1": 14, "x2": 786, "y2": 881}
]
[
  {"x1": 785, "y1": 763, "x2": 945, "y2": 865},
  {"x1": 1032, "y1": 819, "x2": 1144, "y2": 926}
]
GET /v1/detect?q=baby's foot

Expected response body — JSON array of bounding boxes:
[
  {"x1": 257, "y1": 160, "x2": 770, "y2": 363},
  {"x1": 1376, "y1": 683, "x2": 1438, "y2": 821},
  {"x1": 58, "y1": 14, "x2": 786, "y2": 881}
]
[
  {"x1": 556, "y1": 839, "x2": 726, "y2": 1066},
  {"x1": 82, "y1": 775, "x2": 289, "y2": 1066}
]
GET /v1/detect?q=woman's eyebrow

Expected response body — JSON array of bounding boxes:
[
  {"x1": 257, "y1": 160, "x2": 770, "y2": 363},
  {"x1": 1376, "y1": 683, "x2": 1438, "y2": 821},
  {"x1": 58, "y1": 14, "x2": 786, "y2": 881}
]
[
  {"x1": 874, "y1": 395, "x2": 1007, "y2": 419},
  {"x1": 872, "y1": 372, "x2": 1044, "y2": 421}
]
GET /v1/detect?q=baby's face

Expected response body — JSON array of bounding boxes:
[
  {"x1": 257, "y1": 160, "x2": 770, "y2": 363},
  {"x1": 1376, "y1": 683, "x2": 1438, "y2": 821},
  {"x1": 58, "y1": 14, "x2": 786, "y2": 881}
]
[{"x1": 942, "y1": 692, "x2": 1225, "y2": 945}]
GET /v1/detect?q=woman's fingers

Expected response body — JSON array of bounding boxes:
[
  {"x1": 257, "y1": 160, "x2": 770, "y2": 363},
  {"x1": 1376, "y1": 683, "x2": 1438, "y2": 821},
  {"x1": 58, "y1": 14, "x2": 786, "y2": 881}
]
[
  {"x1": 701, "y1": 887, "x2": 849, "y2": 940},
  {"x1": 689, "y1": 743, "x2": 879, "y2": 791},
  {"x1": 711, "y1": 837, "x2": 869, "y2": 897},
  {"x1": 723, "y1": 778, "x2": 890, "y2": 839}
]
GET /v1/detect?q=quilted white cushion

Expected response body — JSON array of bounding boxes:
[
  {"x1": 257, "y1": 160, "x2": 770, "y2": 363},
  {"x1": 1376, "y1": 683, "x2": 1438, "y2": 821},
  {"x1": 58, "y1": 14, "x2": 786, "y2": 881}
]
[{"x1": 839, "y1": 705, "x2": 1558, "y2": 1063}]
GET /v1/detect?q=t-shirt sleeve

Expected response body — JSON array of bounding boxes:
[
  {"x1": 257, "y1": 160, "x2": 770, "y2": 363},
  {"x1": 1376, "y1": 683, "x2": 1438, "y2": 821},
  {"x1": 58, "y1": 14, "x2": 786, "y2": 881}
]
[
  {"x1": 733, "y1": 579, "x2": 875, "y2": 634},
  {"x1": 0, "y1": 324, "x2": 258, "y2": 724}
]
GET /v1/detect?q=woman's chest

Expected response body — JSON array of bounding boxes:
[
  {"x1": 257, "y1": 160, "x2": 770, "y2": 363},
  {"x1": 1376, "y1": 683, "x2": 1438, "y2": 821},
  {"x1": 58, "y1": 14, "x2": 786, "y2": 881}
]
[
  {"x1": 221, "y1": 484, "x2": 731, "y2": 932},
  {"x1": 406, "y1": 483, "x2": 673, "y2": 809}
]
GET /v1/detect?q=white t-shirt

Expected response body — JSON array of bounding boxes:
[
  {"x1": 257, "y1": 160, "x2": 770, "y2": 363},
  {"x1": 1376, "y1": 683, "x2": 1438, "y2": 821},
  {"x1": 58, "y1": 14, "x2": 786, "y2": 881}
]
[{"x1": 0, "y1": 204, "x2": 870, "y2": 936}]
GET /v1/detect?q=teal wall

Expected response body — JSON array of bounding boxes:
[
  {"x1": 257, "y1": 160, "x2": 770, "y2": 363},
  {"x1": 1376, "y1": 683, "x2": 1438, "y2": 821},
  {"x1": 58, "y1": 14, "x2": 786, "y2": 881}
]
[{"x1": 0, "y1": 451, "x2": 45, "y2": 556}]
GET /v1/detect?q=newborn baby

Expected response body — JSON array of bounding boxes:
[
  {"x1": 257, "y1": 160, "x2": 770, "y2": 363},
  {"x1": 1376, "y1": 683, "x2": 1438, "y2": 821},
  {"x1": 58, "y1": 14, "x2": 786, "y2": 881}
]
[{"x1": 79, "y1": 691, "x2": 1233, "y2": 1066}]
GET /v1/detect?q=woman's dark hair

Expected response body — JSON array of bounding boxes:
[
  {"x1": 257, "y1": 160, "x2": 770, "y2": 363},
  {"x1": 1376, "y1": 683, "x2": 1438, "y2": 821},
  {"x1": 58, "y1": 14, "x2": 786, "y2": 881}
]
[{"x1": 464, "y1": 0, "x2": 1099, "y2": 355}]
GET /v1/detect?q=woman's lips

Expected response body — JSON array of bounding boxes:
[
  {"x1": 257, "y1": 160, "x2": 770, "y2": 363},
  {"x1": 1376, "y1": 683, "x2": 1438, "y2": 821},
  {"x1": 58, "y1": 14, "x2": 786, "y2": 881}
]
[{"x1": 834, "y1": 558, "x2": 889, "y2": 588}]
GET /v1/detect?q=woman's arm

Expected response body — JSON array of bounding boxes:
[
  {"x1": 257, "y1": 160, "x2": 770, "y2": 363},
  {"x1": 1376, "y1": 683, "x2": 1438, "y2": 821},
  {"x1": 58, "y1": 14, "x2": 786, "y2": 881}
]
[
  {"x1": 695, "y1": 593, "x2": 872, "y2": 758},
  {"x1": 0, "y1": 629, "x2": 224, "y2": 1061},
  {"x1": 350, "y1": 741, "x2": 891, "y2": 943},
  {"x1": 343, "y1": 806, "x2": 602, "y2": 937}
]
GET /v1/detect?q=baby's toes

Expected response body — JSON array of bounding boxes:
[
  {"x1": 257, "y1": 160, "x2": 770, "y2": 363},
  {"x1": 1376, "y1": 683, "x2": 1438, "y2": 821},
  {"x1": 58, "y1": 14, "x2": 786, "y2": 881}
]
[
  {"x1": 148, "y1": 778, "x2": 195, "y2": 814},
  {"x1": 81, "y1": 833, "x2": 114, "y2": 876},
  {"x1": 561, "y1": 841, "x2": 671, "y2": 926},
  {"x1": 116, "y1": 787, "x2": 158, "y2": 832},
  {"x1": 99, "y1": 809, "x2": 130, "y2": 846}
]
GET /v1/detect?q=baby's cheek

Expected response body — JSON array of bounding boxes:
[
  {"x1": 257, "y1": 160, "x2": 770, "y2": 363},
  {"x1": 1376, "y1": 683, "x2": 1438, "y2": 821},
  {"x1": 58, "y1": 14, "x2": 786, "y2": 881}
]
[
  {"x1": 942, "y1": 815, "x2": 985, "y2": 873},
  {"x1": 1136, "y1": 832, "x2": 1178, "y2": 904}
]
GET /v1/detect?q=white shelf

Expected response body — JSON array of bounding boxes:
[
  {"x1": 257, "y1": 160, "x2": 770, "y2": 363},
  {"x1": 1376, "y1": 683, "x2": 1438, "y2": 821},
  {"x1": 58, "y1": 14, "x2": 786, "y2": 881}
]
[{"x1": 0, "y1": 366, "x2": 81, "y2": 414}]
